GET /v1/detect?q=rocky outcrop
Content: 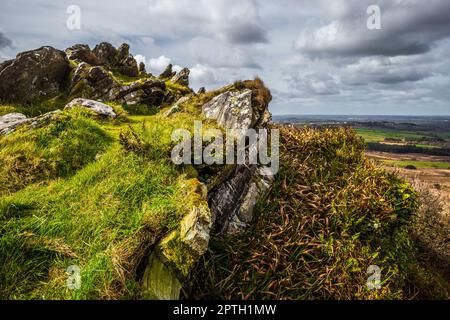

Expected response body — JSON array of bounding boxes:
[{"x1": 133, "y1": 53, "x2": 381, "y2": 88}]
[
  {"x1": 92, "y1": 42, "x2": 117, "y2": 65},
  {"x1": 113, "y1": 43, "x2": 139, "y2": 77},
  {"x1": 69, "y1": 63, "x2": 167, "y2": 106},
  {"x1": 159, "y1": 64, "x2": 176, "y2": 79},
  {"x1": 202, "y1": 90, "x2": 254, "y2": 134},
  {"x1": 201, "y1": 87, "x2": 275, "y2": 235},
  {"x1": 208, "y1": 165, "x2": 274, "y2": 234},
  {"x1": 66, "y1": 44, "x2": 101, "y2": 66},
  {"x1": 138, "y1": 62, "x2": 146, "y2": 73},
  {"x1": 68, "y1": 42, "x2": 139, "y2": 78},
  {"x1": 65, "y1": 98, "x2": 117, "y2": 118},
  {"x1": 0, "y1": 43, "x2": 190, "y2": 108},
  {"x1": 197, "y1": 87, "x2": 206, "y2": 94},
  {"x1": 0, "y1": 46, "x2": 71, "y2": 103},
  {"x1": 171, "y1": 68, "x2": 190, "y2": 86}
]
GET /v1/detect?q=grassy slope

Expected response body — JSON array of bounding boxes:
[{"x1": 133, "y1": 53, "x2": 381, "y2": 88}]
[
  {"x1": 186, "y1": 126, "x2": 448, "y2": 299},
  {"x1": 0, "y1": 88, "x2": 219, "y2": 299}
]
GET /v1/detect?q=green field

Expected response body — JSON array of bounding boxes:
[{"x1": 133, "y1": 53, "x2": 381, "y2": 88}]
[
  {"x1": 381, "y1": 160, "x2": 450, "y2": 170},
  {"x1": 356, "y1": 128, "x2": 425, "y2": 143}
]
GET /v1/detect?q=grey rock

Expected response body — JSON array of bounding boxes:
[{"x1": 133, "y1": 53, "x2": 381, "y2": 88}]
[
  {"x1": 164, "y1": 95, "x2": 190, "y2": 116},
  {"x1": 171, "y1": 67, "x2": 190, "y2": 86},
  {"x1": 159, "y1": 64, "x2": 176, "y2": 79},
  {"x1": 202, "y1": 89, "x2": 254, "y2": 138},
  {"x1": 139, "y1": 62, "x2": 146, "y2": 73},
  {"x1": 180, "y1": 206, "x2": 212, "y2": 256},
  {"x1": 0, "y1": 110, "x2": 61, "y2": 135},
  {"x1": 0, "y1": 113, "x2": 27, "y2": 124},
  {"x1": 202, "y1": 84, "x2": 274, "y2": 235},
  {"x1": 66, "y1": 44, "x2": 100, "y2": 65},
  {"x1": 208, "y1": 164, "x2": 274, "y2": 235},
  {"x1": 69, "y1": 64, "x2": 167, "y2": 106},
  {"x1": 114, "y1": 43, "x2": 139, "y2": 77},
  {"x1": 0, "y1": 113, "x2": 29, "y2": 134},
  {"x1": 92, "y1": 42, "x2": 116, "y2": 65},
  {"x1": 65, "y1": 98, "x2": 116, "y2": 118},
  {"x1": 0, "y1": 46, "x2": 71, "y2": 103},
  {"x1": 197, "y1": 87, "x2": 206, "y2": 94}
]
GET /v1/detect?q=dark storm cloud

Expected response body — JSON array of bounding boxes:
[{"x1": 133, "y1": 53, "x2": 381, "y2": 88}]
[
  {"x1": 296, "y1": 0, "x2": 450, "y2": 58},
  {"x1": 223, "y1": 23, "x2": 268, "y2": 44},
  {"x1": 0, "y1": 32, "x2": 12, "y2": 49}
]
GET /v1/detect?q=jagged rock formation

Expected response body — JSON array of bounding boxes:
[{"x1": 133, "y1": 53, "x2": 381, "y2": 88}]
[
  {"x1": 69, "y1": 62, "x2": 167, "y2": 105},
  {"x1": 0, "y1": 42, "x2": 191, "y2": 107},
  {"x1": 0, "y1": 47, "x2": 71, "y2": 103},
  {"x1": 66, "y1": 44, "x2": 101, "y2": 66},
  {"x1": 197, "y1": 87, "x2": 206, "y2": 94},
  {"x1": 142, "y1": 83, "x2": 274, "y2": 298},
  {"x1": 202, "y1": 88, "x2": 275, "y2": 234},
  {"x1": 159, "y1": 64, "x2": 176, "y2": 79},
  {"x1": 171, "y1": 67, "x2": 190, "y2": 86},
  {"x1": 202, "y1": 90, "x2": 254, "y2": 133},
  {"x1": 0, "y1": 42, "x2": 274, "y2": 300},
  {"x1": 138, "y1": 61, "x2": 146, "y2": 73}
]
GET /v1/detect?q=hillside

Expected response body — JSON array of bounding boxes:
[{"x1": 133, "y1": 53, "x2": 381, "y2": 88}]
[{"x1": 0, "y1": 43, "x2": 448, "y2": 300}]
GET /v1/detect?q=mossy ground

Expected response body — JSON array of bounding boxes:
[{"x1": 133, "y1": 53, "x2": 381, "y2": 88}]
[{"x1": 0, "y1": 86, "x2": 219, "y2": 299}]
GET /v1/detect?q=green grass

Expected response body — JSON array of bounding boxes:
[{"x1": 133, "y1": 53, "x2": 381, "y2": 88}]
[
  {"x1": 356, "y1": 128, "x2": 424, "y2": 143},
  {"x1": 0, "y1": 92, "x2": 216, "y2": 299},
  {"x1": 0, "y1": 109, "x2": 113, "y2": 194},
  {"x1": 0, "y1": 96, "x2": 69, "y2": 118},
  {"x1": 381, "y1": 160, "x2": 450, "y2": 170}
]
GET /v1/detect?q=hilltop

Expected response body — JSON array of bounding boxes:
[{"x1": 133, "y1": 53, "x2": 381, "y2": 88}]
[{"x1": 0, "y1": 43, "x2": 447, "y2": 299}]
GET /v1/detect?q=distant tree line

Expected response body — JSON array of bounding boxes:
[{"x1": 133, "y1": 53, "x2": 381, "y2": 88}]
[{"x1": 366, "y1": 142, "x2": 450, "y2": 156}]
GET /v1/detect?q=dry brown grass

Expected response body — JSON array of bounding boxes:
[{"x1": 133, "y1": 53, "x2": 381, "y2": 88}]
[
  {"x1": 234, "y1": 77, "x2": 272, "y2": 111},
  {"x1": 185, "y1": 126, "x2": 422, "y2": 300}
]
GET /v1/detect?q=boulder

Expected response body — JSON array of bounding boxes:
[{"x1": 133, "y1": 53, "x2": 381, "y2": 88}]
[
  {"x1": 197, "y1": 87, "x2": 206, "y2": 94},
  {"x1": 92, "y1": 42, "x2": 116, "y2": 65},
  {"x1": 0, "y1": 113, "x2": 27, "y2": 125},
  {"x1": 171, "y1": 67, "x2": 190, "y2": 86},
  {"x1": 66, "y1": 44, "x2": 100, "y2": 65},
  {"x1": 0, "y1": 113, "x2": 29, "y2": 134},
  {"x1": 0, "y1": 110, "x2": 61, "y2": 135},
  {"x1": 0, "y1": 46, "x2": 71, "y2": 103},
  {"x1": 159, "y1": 64, "x2": 176, "y2": 79},
  {"x1": 202, "y1": 89, "x2": 255, "y2": 137},
  {"x1": 201, "y1": 84, "x2": 275, "y2": 235},
  {"x1": 69, "y1": 65, "x2": 117, "y2": 100},
  {"x1": 114, "y1": 43, "x2": 139, "y2": 77},
  {"x1": 138, "y1": 62, "x2": 146, "y2": 73},
  {"x1": 208, "y1": 164, "x2": 274, "y2": 235},
  {"x1": 64, "y1": 98, "x2": 117, "y2": 118}
]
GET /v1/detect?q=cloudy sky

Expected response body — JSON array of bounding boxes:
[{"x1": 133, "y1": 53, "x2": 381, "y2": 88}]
[{"x1": 1, "y1": 0, "x2": 450, "y2": 115}]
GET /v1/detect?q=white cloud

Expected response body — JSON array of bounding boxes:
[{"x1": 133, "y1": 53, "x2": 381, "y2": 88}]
[{"x1": 147, "y1": 55, "x2": 172, "y2": 74}]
